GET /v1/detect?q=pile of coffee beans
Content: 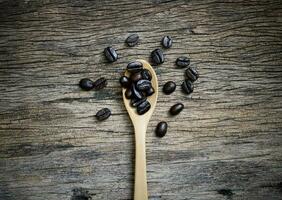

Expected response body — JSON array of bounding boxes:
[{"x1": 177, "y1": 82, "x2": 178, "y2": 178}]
[
  {"x1": 78, "y1": 33, "x2": 199, "y2": 137},
  {"x1": 120, "y1": 61, "x2": 155, "y2": 115}
]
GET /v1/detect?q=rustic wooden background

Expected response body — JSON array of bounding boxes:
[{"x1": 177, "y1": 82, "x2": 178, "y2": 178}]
[{"x1": 0, "y1": 0, "x2": 282, "y2": 199}]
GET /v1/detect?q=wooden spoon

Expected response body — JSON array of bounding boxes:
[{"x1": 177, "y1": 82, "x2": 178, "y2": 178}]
[{"x1": 122, "y1": 59, "x2": 158, "y2": 200}]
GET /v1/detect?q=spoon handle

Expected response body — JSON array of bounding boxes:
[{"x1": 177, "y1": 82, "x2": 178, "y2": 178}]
[{"x1": 134, "y1": 124, "x2": 148, "y2": 200}]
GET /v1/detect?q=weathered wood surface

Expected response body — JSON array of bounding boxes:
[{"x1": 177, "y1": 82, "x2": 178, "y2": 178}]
[{"x1": 0, "y1": 0, "x2": 282, "y2": 199}]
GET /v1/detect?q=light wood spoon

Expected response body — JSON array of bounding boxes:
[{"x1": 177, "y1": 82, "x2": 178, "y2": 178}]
[{"x1": 122, "y1": 59, "x2": 158, "y2": 200}]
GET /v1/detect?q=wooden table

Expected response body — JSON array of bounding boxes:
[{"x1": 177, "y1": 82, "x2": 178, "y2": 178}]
[{"x1": 1, "y1": 0, "x2": 282, "y2": 199}]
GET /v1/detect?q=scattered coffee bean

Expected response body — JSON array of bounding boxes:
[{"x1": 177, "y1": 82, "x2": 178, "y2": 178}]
[
  {"x1": 131, "y1": 97, "x2": 147, "y2": 107},
  {"x1": 151, "y1": 48, "x2": 164, "y2": 65},
  {"x1": 125, "y1": 34, "x2": 139, "y2": 47},
  {"x1": 95, "y1": 108, "x2": 111, "y2": 121},
  {"x1": 131, "y1": 84, "x2": 144, "y2": 99},
  {"x1": 145, "y1": 87, "x2": 154, "y2": 96},
  {"x1": 181, "y1": 79, "x2": 194, "y2": 94},
  {"x1": 162, "y1": 36, "x2": 172, "y2": 48},
  {"x1": 176, "y1": 57, "x2": 190, "y2": 68},
  {"x1": 136, "y1": 79, "x2": 151, "y2": 91},
  {"x1": 130, "y1": 72, "x2": 143, "y2": 82},
  {"x1": 119, "y1": 76, "x2": 131, "y2": 88},
  {"x1": 137, "y1": 100, "x2": 151, "y2": 115},
  {"x1": 170, "y1": 103, "x2": 184, "y2": 115},
  {"x1": 125, "y1": 88, "x2": 133, "y2": 99},
  {"x1": 141, "y1": 69, "x2": 152, "y2": 81},
  {"x1": 104, "y1": 47, "x2": 118, "y2": 62},
  {"x1": 156, "y1": 121, "x2": 168, "y2": 137},
  {"x1": 127, "y1": 61, "x2": 143, "y2": 73},
  {"x1": 163, "y1": 81, "x2": 176, "y2": 95},
  {"x1": 185, "y1": 67, "x2": 199, "y2": 82},
  {"x1": 93, "y1": 77, "x2": 107, "y2": 90},
  {"x1": 79, "y1": 78, "x2": 94, "y2": 91}
]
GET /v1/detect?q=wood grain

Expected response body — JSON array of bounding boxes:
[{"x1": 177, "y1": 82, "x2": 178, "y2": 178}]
[{"x1": 0, "y1": 0, "x2": 282, "y2": 199}]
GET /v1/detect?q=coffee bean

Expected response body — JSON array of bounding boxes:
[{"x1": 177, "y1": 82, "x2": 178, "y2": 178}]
[
  {"x1": 181, "y1": 80, "x2": 194, "y2": 94},
  {"x1": 145, "y1": 87, "x2": 154, "y2": 96},
  {"x1": 104, "y1": 47, "x2": 118, "y2": 62},
  {"x1": 156, "y1": 121, "x2": 168, "y2": 137},
  {"x1": 125, "y1": 34, "x2": 139, "y2": 47},
  {"x1": 151, "y1": 48, "x2": 164, "y2": 65},
  {"x1": 93, "y1": 77, "x2": 107, "y2": 90},
  {"x1": 185, "y1": 67, "x2": 199, "y2": 82},
  {"x1": 141, "y1": 69, "x2": 152, "y2": 81},
  {"x1": 176, "y1": 57, "x2": 190, "y2": 68},
  {"x1": 136, "y1": 79, "x2": 151, "y2": 91},
  {"x1": 127, "y1": 61, "x2": 143, "y2": 73},
  {"x1": 119, "y1": 76, "x2": 131, "y2": 88},
  {"x1": 130, "y1": 72, "x2": 143, "y2": 82},
  {"x1": 131, "y1": 97, "x2": 147, "y2": 107},
  {"x1": 163, "y1": 81, "x2": 176, "y2": 95},
  {"x1": 125, "y1": 88, "x2": 132, "y2": 99},
  {"x1": 137, "y1": 100, "x2": 151, "y2": 115},
  {"x1": 95, "y1": 108, "x2": 111, "y2": 121},
  {"x1": 161, "y1": 36, "x2": 172, "y2": 48},
  {"x1": 131, "y1": 83, "x2": 144, "y2": 99},
  {"x1": 79, "y1": 78, "x2": 94, "y2": 91},
  {"x1": 170, "y1": 103, "x2": 184, "y2": 115}
]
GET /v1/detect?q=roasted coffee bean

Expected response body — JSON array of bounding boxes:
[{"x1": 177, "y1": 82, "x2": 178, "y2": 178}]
[
  {"x1": 163, "y1": 81, "x2": 176, "y2": 95},
  {"x1": 95, "y1": 108, "x2": 111, "y2": 121},
  {"x1": 151, "y1": 48, "x2": 164, "y2": 65},
  {"x1": 136, "y1": 79, "x2": 151, "y2": 91},
  {"x1": 176, "y1": 57, "x2": 190, "y2": 68},
  {"x1": 104, "y1": 47, "x2": 118, "y2": 62},
  {"x1": 141, "y1": 69, "x2": 152, "y2": 81},
  {"x1": 127, "y1": 61, "x2": 143, "y2": 73},
  {"x1": 137, "y1": 100, "x2": 151, "y2": 115},
  {"x1": 170, "y1": 103, "x2": 184, "y2": 115},
  {"x1": 79, "y1": 78, "x2": 94, "y2": 91},
  {"x1": 130, "y1": 72, "x2": 143, "y2": 82},
  {"x1": 125, "y1": 88, "x2": 132, "y2": 99},
  {"x1": 181, "y1": 79, "x2": 194, "y2": 94},
  {"x1": 185, "y1": 67, "x2": 199, "y2": 82},
  {"x1": 156, "y1": 121, "x2": 168, "y2": 137},
  {"x1": 125, "y1": 34, "x2": 139, "y2": 47},
  {"x1": 131, "y1": 97, "x2": 147, "y2": 107},
  {"x1": 145, "y1": 87, "x2": 154, "y2": 96},
  {"x1": 119, "y1": 76, "x2": 131, "y2": 88},
  {"x1": 162, "y1": 36, "x2": 172, "y2": 48},
  {"x1": 93, "y1": 77, "x2": 107, "y2": 90},
  {"x1": 132, "y1": 84, "x2": 144, "y2": 99}
]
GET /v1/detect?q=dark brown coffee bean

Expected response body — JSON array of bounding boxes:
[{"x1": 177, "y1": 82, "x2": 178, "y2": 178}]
[
  {"x1": 151, "y1": 48, "x2": 164, "y2": 65},
  {"x1": 130, "y1": 72, "x2": 143, "y2": 82},
  {"x1": 119, "y1": 76, "x2": 131, "y2": 88},
  {"x1": 95, "y1": 108, "x2": 111, "y2": 121},
  {"x1": 93, "y1": 77, "x2": 107, "y2": 90},
  {"x1": 125, "y1": 88, "x2": 132, "y2": 99},
  {"x1": 127, "y1": 61, "x2": 143, "y2": 73},
  {"x1": 131, "y1": 97, "x2": 147, "y2": 107},
  {"x1": 125, "y1": 34, "x2": 139, "y2": 47},
  {"x1": 181, "y1": 80, "x2": 194, "y2": 94},
  {"x1": 170, "y1": 103, "x2": 184, "y2": 115},
  {"x1": 163, "y1": 81, "x2": 176, "y2": 95},
  {"x1": 145, "y1": 87, "x2": 154, "y2": 96},
  {"x1": 156, "y1": 121, "x2": 168, "y2": 137},
  {"x1": 176, "y1": 57, "x2": 190, "y2": 68},
  {"x1": 104, "y1": 47, "x2": 118, "y2": 62},
  {"x1": 132, "y1": 84, "x2": 144, "y2": 99},
  {"x1": 185, "y1": 67, "x2": 199, "y2": 82},
  {"x1": 141, "y1": 69, "x2": 152, "y2": 81},
  {"x1": 79, "y1": 78, "x2": 94, "y2": 91},
  {"x1": 136, "y1": 79, "x2": 151, "y2": 91},
  {"x1": 137, "y1": 100, "x2": 151, "y2": 115},
  {"x1": 161, "y1": 36, "x2": 172, "y2": 48}
]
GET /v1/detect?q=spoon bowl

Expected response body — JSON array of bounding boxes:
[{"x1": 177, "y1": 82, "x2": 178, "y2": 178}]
[{"x1": 122, "y1": 59, "x2": 158, "y2": 200}]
